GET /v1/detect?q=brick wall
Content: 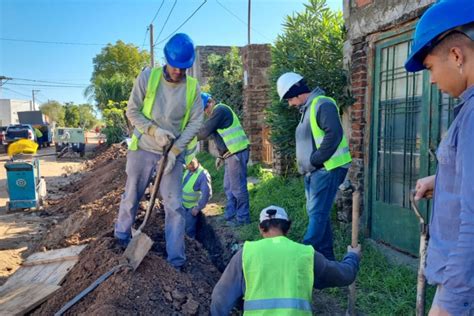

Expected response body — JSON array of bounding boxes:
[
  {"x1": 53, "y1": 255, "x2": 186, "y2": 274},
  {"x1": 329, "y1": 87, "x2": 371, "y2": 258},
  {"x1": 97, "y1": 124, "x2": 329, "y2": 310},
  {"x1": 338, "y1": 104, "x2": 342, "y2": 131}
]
[{"x1": 241, "y1": 44, "x2": 272, "y2": 163}]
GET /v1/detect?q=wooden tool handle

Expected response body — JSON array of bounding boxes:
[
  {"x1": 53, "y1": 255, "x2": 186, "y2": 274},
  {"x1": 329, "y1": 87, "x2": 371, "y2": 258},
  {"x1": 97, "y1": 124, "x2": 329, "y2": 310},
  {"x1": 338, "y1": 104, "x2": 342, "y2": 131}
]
[{"x1": 351, "y1": 190, "x2": 360, "y2": 248}]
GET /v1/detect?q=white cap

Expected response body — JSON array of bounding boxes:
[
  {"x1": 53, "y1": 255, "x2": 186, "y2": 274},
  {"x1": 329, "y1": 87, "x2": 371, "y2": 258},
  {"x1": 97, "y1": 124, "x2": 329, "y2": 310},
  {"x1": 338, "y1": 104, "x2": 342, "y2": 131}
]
[
  {"x1": 259, "y1": 205, "x2": 289, "y2": 223},
  {"x1": 276, "y1": 72, "x2": 303, "y2": 101}
]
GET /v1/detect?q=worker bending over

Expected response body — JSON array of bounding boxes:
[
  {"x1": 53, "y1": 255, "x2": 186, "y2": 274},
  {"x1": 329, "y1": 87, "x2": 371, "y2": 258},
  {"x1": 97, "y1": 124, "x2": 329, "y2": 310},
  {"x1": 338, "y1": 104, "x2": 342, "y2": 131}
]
[{"x1": 198, "y1": 93, "x2": 250, "y2": 227}]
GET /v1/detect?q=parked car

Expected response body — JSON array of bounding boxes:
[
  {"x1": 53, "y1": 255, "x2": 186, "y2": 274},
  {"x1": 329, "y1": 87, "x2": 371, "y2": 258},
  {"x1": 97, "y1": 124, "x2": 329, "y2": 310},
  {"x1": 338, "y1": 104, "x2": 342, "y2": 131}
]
[{"x1": 4, "y1": 124, "x2": 36, "y2": 152}]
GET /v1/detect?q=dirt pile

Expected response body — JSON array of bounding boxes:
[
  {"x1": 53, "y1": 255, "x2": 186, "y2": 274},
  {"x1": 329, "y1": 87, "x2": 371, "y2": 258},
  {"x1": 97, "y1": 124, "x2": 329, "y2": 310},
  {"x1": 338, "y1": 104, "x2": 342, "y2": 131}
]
[{"x1": 32, "y1": 144, "x2": 223, "y2": 315}]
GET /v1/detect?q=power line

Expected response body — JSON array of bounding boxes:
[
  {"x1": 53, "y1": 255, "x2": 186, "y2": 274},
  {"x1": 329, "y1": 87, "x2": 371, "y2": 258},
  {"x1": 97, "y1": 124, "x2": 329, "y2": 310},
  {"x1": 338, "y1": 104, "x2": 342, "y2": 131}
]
[
  {"x1": 0, "y1": 37, "x2": 107, "y2": 46},
  {"x1": 156, "y1": 0, "x2": 208, "y2": 46},
  {"x1": 150, "y1": 0, "x2": 166, "y2": 25},
  {"x1": 2, "y1": 87, "x2": 32, "y2": 98},
  {"x1": 9, "y1": 77, "x2": 88, "y2": 86},
  {"x1": 5, "y1": 83, "x2": 87, "y2": 88},
  {"x1": 154, "y1": 0, "x2": 178, "y2": 46},
  {"x1": 215, "y1": 0, "x2": 271, "y2": 42},
  {"x1": 141, "y1": 28, "x2": 149, "y2": 49}
]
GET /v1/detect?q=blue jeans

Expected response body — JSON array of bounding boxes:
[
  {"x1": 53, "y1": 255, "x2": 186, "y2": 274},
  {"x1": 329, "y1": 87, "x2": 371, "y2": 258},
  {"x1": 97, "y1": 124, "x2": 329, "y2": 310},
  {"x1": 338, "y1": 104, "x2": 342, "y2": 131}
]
[
  {"x1": 223, "y1": 149, "x2": 250, "y2": 223},
  {"x1": 183, "y1": 207, "x2": 198, "y2": 238},
  {"x1": 303, "y1": 167, "x2": 348, "y2": 260},
  {"x1": 114, "y1": 149, "x2": 186, "y2": 267}
]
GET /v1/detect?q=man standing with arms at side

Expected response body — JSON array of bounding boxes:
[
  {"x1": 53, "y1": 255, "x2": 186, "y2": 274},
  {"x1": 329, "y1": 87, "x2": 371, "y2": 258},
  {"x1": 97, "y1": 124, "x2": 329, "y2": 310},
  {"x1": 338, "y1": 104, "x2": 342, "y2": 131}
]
[
  {"x1": 198, "y1": 93, "x2": 250, "y2": 227},
  {"x1": 114, "y1": 33, "x2": 203, "y2": 270},
  {"x1": 405, "y1": 0, "x2": 474, "y2": 315},
  {"x1": 276, "y1": 73, "x2": 352, "y2": 260},
  {"x1": 182, "y1": 157, "x2": 212, "y2": 238}
]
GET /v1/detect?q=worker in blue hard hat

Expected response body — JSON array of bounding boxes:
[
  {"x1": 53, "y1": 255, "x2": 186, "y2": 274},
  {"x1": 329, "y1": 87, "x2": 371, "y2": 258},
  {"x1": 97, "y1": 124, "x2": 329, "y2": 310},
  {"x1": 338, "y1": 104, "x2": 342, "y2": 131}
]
[
  {"x1": 406, "y1": 1, "x2": 474, "y2": 315},
  {"x1": 197, "y1": 92, "x2": 251, "y2": 227},
  {"x1": 114, "y1": 33, "x2": 203, "y2": 271}
]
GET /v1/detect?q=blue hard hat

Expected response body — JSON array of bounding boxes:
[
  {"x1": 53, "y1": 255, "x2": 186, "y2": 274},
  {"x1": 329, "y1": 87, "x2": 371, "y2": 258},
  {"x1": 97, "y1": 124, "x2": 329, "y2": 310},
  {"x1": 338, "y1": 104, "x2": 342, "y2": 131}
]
[
  {"x1": 405, "y1": 0, "x2": 474, "y2": 72},
  {"x1": 164, "y1": 33, "x2": 195, "y2": 69},
  {"x1": 201, "y1": 92, "x2": 212, "y2": 109}
]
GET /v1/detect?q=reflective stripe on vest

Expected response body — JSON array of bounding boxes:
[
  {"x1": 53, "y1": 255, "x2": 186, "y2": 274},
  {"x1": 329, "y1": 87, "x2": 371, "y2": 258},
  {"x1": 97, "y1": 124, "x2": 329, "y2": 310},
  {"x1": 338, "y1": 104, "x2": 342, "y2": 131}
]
[
  {"x1": 242, "y1": 236, "x2": 314, "y2": 316},
  {"x1": 182, "y1": 166, "x2": 204, "y2": 208},
  {"x1": 215, "y1": 104, "x2": 249, "y2": 154},
  {"x1": 309, "y1": 96, "x2": 352, "y2": 171},
  {"x1": 128, "y1": 68, "x2": 199, "y2": 159}
]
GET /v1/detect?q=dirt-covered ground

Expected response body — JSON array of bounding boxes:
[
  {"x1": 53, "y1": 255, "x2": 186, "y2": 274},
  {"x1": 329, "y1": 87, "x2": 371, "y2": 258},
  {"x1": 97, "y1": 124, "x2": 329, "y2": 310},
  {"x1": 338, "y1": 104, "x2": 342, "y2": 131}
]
[{"x1": 1, "y1": 143, "x2": 346, "y2": 315}]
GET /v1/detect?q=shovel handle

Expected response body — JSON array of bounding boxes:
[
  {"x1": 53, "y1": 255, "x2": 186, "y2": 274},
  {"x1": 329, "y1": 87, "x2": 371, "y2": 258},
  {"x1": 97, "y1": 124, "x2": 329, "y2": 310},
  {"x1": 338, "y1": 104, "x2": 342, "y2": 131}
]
[
  {"x1": 348, "y1": 190, "x2": 360, "y2": 316},
  {"x1": 137, "y1": 141, "x2": 174, "y2": 232}
]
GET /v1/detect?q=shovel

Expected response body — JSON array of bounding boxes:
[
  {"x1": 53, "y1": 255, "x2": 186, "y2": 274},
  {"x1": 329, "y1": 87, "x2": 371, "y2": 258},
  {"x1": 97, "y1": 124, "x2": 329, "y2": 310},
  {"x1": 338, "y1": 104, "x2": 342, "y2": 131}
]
[
  {"x1": 123, "y1": 142, "x2": 173, "y2": 270},
  {"x1": 347, "y1": 190, "x2": 360, "y2": 316},
  {"x1": 410, "y1": 189, "x2": 433, "y2": 316},
  {"x1": 55, "y1": 143, "x2": 173, "y2": 316}
]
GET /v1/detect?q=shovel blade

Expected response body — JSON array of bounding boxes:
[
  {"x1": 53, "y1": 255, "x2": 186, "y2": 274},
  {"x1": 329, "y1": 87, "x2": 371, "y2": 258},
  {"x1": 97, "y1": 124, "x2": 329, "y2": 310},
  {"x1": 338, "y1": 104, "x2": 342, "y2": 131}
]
[{"x1": 123, "y1": 232, "x2": 153, "y2": 271}]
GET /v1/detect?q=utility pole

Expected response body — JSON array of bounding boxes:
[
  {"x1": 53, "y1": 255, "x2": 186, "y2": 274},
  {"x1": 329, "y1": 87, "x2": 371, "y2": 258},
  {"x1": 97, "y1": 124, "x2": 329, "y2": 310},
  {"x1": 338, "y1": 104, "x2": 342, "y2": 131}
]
[
  {"x1": 149, "y1": 24, "x2": 155, "y2": 68},
  {"x1": 248, "y1": 0, "x2": 251, "y2": 45},
  {"x1": 0, "y1": 76, "x2": 12, "y2": 96},
  {"x1": 32, "y1": 89, "x2": 40, "y2": 110}
]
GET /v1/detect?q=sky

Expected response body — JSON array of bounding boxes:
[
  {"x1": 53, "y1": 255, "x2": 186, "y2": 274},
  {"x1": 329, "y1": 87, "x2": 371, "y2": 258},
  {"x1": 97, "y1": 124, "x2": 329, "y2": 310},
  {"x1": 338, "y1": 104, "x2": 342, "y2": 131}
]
[{"x1": 0, "y1": 0, "x2": 342, "y2": 107}]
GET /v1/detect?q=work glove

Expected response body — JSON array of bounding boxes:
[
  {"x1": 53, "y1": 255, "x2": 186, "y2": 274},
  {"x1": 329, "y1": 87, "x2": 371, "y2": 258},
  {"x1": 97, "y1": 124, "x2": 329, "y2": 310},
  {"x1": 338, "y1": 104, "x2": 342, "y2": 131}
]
[
  {"x1": 191, "y1": 207, "x2": 200, "y2": 216},
  {"x1": 215, "y1": 157, "x2": 224, "y2": 170},
  {"x1": 347, "y1": 244, "x2": 362, "y2": 258},
  {"x1": 164, "y1": 150, "x2": 176, "y2": 175},
  {"x1": 148, "y1": 125, "x2": 175, "y2": 148}
]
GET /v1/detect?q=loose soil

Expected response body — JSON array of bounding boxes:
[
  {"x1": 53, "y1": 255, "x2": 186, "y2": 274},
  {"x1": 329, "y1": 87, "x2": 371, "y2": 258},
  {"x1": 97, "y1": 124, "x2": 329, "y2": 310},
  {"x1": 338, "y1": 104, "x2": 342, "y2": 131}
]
[{"x1": 1, "y1": 143, "x2": 347, "y2": 315}]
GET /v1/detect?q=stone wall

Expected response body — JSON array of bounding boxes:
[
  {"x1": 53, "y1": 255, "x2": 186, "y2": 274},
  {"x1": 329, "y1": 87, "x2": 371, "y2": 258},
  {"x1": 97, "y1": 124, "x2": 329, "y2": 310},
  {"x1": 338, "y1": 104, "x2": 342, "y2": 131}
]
[{"x1": 241, "y1": 44, "x2": 272, "y2": 164}]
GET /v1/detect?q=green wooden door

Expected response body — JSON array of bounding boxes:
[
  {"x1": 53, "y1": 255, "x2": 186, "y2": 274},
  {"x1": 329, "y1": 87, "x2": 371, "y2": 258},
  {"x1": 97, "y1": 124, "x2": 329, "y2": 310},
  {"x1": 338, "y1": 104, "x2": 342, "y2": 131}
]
[{"x1": 368, "y1": 26, "x2": 457, "y2": 255}]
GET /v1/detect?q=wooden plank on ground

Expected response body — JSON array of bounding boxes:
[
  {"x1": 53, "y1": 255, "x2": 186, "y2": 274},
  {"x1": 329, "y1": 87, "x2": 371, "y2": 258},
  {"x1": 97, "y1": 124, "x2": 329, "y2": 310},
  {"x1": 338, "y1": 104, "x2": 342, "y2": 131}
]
[
  {"x1": 23, "y1": 245, "x2": 86, "y2": 266},
  {"x1": 0, "y1": 283, "x2": 60, "y2": 316},
  {"x1": 2, "y1": 245, "x2": 86, "y2": 288}
]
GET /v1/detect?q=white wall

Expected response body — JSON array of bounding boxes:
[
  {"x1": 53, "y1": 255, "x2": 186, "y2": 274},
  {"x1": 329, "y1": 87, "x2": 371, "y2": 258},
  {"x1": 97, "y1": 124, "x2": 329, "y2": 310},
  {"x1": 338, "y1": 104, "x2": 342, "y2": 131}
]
[{"x1": 0, "y1": 99, "x2": 32, "y2": 126}]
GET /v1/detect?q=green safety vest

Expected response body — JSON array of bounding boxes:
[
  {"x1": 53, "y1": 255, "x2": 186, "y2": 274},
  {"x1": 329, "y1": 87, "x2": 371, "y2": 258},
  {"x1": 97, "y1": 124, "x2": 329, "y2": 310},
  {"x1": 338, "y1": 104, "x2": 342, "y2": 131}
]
[
  {"x1": 309, "y1": 96, "x2": 352, "y2": 170},
  {"x1": 182, "y1": 165, "x2": 204, "y2": 209},
  {"x1": 242, "y1": 236, "x2": 314, "y2": 316},
  {"x1": 215, "y1": 104, "x2": 249, "y2": 154},
  {"x1": 128, "y1": 67, "x2": 199, "y2": 164}
]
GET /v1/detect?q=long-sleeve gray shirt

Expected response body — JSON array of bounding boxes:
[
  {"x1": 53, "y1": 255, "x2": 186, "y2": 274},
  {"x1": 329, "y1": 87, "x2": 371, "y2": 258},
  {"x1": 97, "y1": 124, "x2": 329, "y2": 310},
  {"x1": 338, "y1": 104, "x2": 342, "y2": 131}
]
[
  {"x1": 210, "y1": 245, "x2": 360, "y2": 315},
  {"x1": 296, "y1": 88, "x2": 347, "y2": 175},
  {"x1": 183, "y1": 166, "x2": 212, "y2": 212},
  {"x1": 426, "y1": 85, "x2": 474, "y2": 314},
  {"x1": 126, "y1": 66, "x2": 203, "y2": 154}
]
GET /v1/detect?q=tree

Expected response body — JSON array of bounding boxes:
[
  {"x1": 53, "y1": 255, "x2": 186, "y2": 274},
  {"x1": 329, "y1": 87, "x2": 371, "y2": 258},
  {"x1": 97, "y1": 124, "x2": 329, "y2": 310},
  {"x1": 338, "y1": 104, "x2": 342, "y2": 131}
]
[
  {"x1": 207, "y1": 47, "x2": 243, "y2": 116},
  {"x1": 77, "y1": 104, "x2": 98, "y2": 129},
  {"x1": 85, "y1": 40, "x2": 149, "y2": 109},
  {"x1": 39, "y1": 100, "x2": 65, "y2": 126},
  {"x1": 64, "y1": 103, "x2": 80, "y2": 127},
  {"x1": 267, "y1": 0, "x2": 349, "y2": 168}
]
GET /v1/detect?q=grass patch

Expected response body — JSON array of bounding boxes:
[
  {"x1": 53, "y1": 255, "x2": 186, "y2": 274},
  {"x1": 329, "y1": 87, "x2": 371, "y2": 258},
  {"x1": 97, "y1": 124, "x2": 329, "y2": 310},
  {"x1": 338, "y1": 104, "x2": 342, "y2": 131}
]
[{"x1": 197, "y1": 151, "x2": 434, "y2": 314}]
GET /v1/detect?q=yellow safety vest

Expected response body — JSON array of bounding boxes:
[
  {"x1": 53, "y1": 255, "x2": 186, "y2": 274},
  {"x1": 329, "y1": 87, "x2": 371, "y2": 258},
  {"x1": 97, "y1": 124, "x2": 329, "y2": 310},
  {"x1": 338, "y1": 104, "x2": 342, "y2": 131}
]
[
  {"x1": 242, "y1": 236, "x2": 314, "y2": 315},
  {"x1": 309, "y1": 96, "x2": 352, "y2": 170},
  {"x1": 128, "y1": 68, "x2": 198, "y2": 164},
  {"x1": 215, "y1": 104, "x2": 249, "y2": 154},
  {"x1": 182, "y1": 165, "x2": 205, "y2": 209}
]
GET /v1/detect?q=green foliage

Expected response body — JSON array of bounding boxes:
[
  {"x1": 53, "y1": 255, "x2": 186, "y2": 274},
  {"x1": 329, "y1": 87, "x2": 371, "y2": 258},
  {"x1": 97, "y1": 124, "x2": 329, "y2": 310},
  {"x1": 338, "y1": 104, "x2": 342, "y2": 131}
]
[
  {"x1": 207, "y1": 47, "x2": 243, "y2": 116},
  {"x1": 267, "y1": 0, "x2": 350, "y2": 167},
  {"x1": 39, "y1": 100, "x2": 65, "y2": 126},
  {"x1": 62, "y1": 103, "x2": 98, "y2": 129},
  {"x1": 85, "y1": 40, "x2": 149, "y2": 110},
  {"x1": 102, "y1": 101, "x2": 128, "y2": 145}
]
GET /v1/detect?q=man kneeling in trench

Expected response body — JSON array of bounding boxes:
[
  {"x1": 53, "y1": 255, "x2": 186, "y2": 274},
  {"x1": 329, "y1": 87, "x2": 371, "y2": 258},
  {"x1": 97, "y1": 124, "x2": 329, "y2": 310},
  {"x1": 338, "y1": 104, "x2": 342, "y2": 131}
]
[{"x1": 210, "y1": 205, "x2": 361, "y2": 315}]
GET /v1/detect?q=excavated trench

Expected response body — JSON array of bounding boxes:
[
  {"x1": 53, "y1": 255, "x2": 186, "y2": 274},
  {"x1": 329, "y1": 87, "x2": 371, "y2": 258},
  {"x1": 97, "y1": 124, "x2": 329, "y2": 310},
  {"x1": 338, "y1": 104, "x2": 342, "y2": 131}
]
[
  {"x1": 24, "y1": 144, "x2": 345, "y2": 315},
  {"x1": 27, "y1": 144, "x2": 239, "y2": 315}
]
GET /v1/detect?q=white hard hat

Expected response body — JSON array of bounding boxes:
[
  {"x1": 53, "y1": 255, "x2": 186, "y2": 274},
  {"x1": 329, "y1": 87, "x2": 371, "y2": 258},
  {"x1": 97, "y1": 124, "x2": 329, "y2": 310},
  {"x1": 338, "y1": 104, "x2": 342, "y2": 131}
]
[{"x1": 276, "y1": 72, "x2": 304, "y2": 101}]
